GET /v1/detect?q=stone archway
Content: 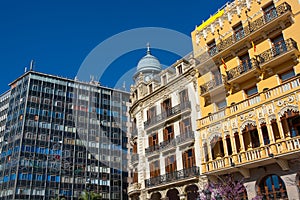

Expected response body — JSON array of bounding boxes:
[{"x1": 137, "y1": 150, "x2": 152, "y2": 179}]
[
  {"x1": 185, "y1": 184, "x2": 199, "y2": 200},
  {"x1": 166, "y1": 188, "x2": 180, "y2": 200},
  {"x1": 257, "y1": 174, "x2": 288, "y2": 199},
  {"x1": 150, "y1": 192, "x2": 161, "y2": 200}
]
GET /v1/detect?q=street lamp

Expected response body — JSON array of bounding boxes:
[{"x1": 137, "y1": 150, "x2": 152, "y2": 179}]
[{"x1": 86, "y1": 178, "x2": 91, "y2": 200}]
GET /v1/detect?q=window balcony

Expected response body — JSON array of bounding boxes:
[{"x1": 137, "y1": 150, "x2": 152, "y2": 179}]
[
  {"x1": 159, "y1": 139, "x2": 176, "y2": 153},
  {"x1": 176, "y1": 131, "x2": 195, "y2": 147},
  {"x1": 199, "y1": 76, "x2": 225, "y2": 96},
  {"x1": 131, "y1": 153, "x2": 139, "y2": 166},
  {"x1": 195, "y1": 2, "x2": 292, "y2": 66},
  {"x1": 145, "y1": 166, "x2": 200, "y2": 188},
  {"x1": 145, "y1": 144, "x2": 160, "y2": 157},
  {"x1": 226, "y1": 58, "x2": 260, "y2": 84},
  {"x1": 128, "y1": 182, "x2": 141, "y2": 196},
  {"x1": 144, "y1": 101, "x2": 191, "y2": 130},
  {"x1": 256, "y1": 38, "x2": 299, "y2": 70}
]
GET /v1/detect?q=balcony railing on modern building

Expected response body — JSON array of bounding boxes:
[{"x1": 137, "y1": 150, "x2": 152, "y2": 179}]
[
  {"x1": 256, "y1": 38, "x2": 298, "y2": 67},
  {"x1": 145, "y1": 132, "x2": 195, "y2": 156},
  {"x1": 145, "y1": 166, "x2": 200, "y2": 188},
  {"x1": 204, "y1": 136, "x2": 300, "y2": 173},
  {"x1": 196, "y1": 2, "x2": 291, "y2": 64},
  {"x1": 144, "y1": 101, "x2": 191, "y2": 129}
]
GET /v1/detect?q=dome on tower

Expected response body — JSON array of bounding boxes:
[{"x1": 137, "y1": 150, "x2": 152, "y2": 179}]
[{"x1": 136, "y1": 44, "x2": 162, "y2": 74}]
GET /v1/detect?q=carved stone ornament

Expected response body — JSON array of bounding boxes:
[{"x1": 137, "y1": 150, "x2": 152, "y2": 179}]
[
  {"x1": 278, "y1": 104, "x2": 299, "y2": 117},
  {"x1": 240, "y1": 120, "x2": 256, "y2": 130}
]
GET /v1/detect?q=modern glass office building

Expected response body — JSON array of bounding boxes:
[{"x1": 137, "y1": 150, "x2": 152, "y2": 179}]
[{"x1": 0, "y1": 70, "x2": 130, "y2": 200}]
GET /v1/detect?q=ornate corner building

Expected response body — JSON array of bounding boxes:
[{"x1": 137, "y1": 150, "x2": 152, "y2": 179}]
[
  {"x1": 128, "y1": 46, "x2": 207, "y2": 200},
  {"x1": 191, "y1": 0, "x2": 300, "y2": 199}
]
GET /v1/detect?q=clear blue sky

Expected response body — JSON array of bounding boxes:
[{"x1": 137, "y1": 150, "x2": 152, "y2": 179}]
[{"x1": 0, "y1": 0, "x2": 228, "y2": 93}]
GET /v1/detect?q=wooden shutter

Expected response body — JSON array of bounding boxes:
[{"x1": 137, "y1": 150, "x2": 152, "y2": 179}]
[
  {"x1": 148, "y1": 135, "x2": 153, "y2": 147},
  {"x1": 182, "y1": 151, "x2": 187, "y2": 169},
  {"x1": 150, "y1": 162, "x2": 155, "y2": 178},
  {"x1": 179, "y1": 121, "x2": 184, "y2": 134},
  {"x1": 163, "y1": 128, "x2": 168, "y2": 141},
  {"x1": 171, "y1": 125, "x2": 174, "y2": 139},
  {"x1": 165, "y1": 157, "x2": 169, "y2": 173}
]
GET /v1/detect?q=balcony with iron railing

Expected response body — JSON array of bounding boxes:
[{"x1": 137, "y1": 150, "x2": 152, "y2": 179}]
[
  {"x1": 145, "y1": 166, "x2": 200, "y2": 188},
  {"x1": 131, "y1": 153, "x2": 139, "y2": 166},
  {"x1": 226, "y1": 58, "x2": 260, "y2": 84},
  {"x1": 128, "y1": 182, "x2": 141, "y2": 196},
  {"x1": 204, "y1": 135, "x2": 300, "y2": 174},
  {"x1": 176, "y1": 131, "x2": 195, "y2": 146},
  {"x1": 144, "y1": 101, "x2": 191, "y2": 130},
  {"x1": 145, "y1": 143, "x2": 160, "y2": 157},
  {"x1": 159, "y1": 139, "x2": 176, "y2": 153},
  {"x1": 199, "y1": 76, "x2": 225, "y2": 96},
  {"x1": 145, "y1": 132, "x2": 195, "y2": 156},
  {"x1": 195, "y1": 2, "x2": 292, "y2": 65},
  {"x1": 256, "y1": 38, "x2": 299, "y2": 69}
]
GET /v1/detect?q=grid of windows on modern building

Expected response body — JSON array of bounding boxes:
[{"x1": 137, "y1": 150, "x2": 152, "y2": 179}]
[{"x1": 0, "y1": 71, "x2": 130, "y2": 200}]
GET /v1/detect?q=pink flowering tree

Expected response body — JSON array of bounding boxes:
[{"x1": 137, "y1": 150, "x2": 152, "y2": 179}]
[{"x1": 199, "y1": 174, "x2": 262, "y2": 200}]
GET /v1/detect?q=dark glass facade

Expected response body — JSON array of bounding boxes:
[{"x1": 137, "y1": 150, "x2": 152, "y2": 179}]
[{"x1": 0, "y1": 71, "x2": 129, "y2": 200}]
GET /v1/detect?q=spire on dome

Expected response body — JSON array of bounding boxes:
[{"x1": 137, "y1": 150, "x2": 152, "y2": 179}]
[{"x1": 147, "y1": 42, "x2": 151, "y2": 55}]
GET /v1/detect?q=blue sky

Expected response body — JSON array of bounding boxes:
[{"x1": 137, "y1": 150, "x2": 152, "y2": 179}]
[{"x1": 0, "y1": 0, "x2": 228, "y2": 93}]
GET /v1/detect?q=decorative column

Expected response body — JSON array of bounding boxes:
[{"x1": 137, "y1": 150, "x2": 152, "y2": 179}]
[
  {"x1": 256, "y1": 121, "x2": 266, "y2": 157},
  {"x1": 230, "y1": 130, "x2": 238, "y2": 164},
  {"x1": 238, "y1": 131, "x2": 246, "y2": 162},
  {"x1": 276, "y1": 116, "x2": 288, "y2": 153},
  {"x1": 266, "y1": 121, "x2": 277, "y2": 155},
  {"x1": 207, "y1": 142, "x2": 213, "y2": 170},
  {"x1": 222, "y1": 135, "x2": 229, "y2": 167}
]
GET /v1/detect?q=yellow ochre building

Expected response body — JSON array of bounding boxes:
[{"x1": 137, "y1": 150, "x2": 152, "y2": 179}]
[{"x1": 192, "y1": 0, "x2": 300, "y2": 199}]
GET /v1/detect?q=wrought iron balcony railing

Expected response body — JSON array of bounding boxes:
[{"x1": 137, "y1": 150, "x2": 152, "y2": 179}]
[
  {"x1": 199, "y1": 77, "x2": 224, "y2": 95},
  {"x1": 145, "y1": 143, "x2": 160, "y2": 156},
  {"x1": 176, "y1": 131, "x2": 195, "y2": 145},
  {"x1": 196, "y1": 2, "x2": 291, "y2": 63},
  {"x1": 159, "y1": 139, "x2": 176, "y2": 152},
  {"x1": 144, "y1": 101, "x2": 191, "y2": 129},
  {"x1": 128, "y1": 182, "x2": 141, "y2": 194},
  {"x1": 145, "y1": 166, "x2": 200, "y2": 188},
  {"x1": 145, "y1": 132, "x2": 195, "y2": 155},
  {"x1": 256, "y1": 38, "x2": 298, "y2": 66},
  {"x1": 131, "y1": 153, "x2": 139, "y2": 165},
  {"x1": 226, "y1": 58, "x2": 259, "y2": 81}
]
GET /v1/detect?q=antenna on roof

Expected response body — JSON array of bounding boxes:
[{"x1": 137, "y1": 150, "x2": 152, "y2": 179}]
[
  {"x1": 30, "y1": 60, "x2": 35, "y2": 71},
  {"x1": 147, "y1": 42, "x2": 151, "y2": 55}
]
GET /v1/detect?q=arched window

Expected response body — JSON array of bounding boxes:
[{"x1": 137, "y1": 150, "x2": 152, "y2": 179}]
[
  {"x1": 258, "y1": 174, "x2": 288, "y2": 199},
  {"x1": 186, "y1": 184, "x2": 199, "y2": 200}
]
